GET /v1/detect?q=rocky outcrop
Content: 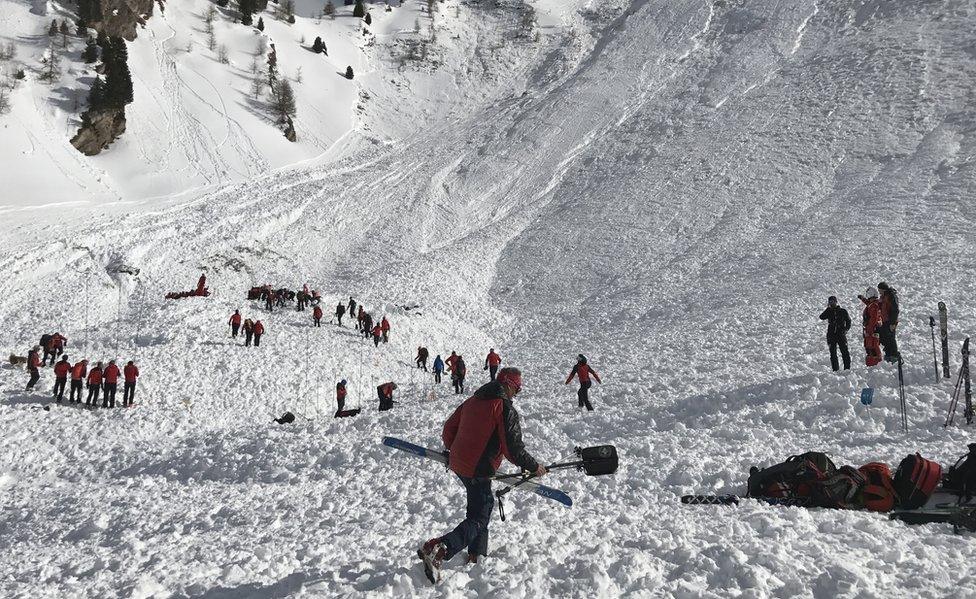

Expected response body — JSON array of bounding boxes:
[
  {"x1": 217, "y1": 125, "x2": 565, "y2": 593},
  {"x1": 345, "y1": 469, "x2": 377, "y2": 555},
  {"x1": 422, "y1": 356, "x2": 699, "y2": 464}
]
[
  {"x1": 70, "y1": 108, "x2": 127, "y2": 156},
  {"x1": 283, "y1": 117, "x2": 297, "y2": 142},
  {"x1": 87, "y1": 0, "x2": 155, "y2": 41}
]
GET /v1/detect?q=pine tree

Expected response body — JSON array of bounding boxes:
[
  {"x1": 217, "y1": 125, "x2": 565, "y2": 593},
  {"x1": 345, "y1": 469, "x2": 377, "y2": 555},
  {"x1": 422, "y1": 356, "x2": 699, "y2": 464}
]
[
  {"x1": 217, "y1": 0, "x2": 229, "y2": 6},
  {"x1": 103, "y1": 37, "x2": 134, "y2": 108},
  {"x1": 270, "y1": 78, "x2": 296, "y2": 121},
  {"x1": 267, "y1": 49, "x2": 278, "y2": 89},
  {"x1": 345, "y1": 65, "x2": 353, "y2": 79},
  {"x1": 82, "y1": 37, "x2": 99, "y2": 63},
  {"x1": 239, "y1": 0, "x2": 255, "y2": 25},
  {"x1": 40, "y1": 41, "x2": 61, "y2": 82},
  {"x1": 48, "y1": 20, "x2": 58, "y2": 37},
  {"x1": 85, "y1": 75, "x2": 106, "y2": 114},
  {"x1": 257, "y1": 17, "x2": 265, "y2": 31},
  {"x1": 323, "y1": 1, "x2": 335, "y2": 18},
  {"x1": 312, "y1": 36, "x2": 324, "y2": 53},
  {"x1": 60, "y1": 21, "x2": 70, "y2": 48},
  {"x1": 353, "y1": 0, "x2": 365, "y2": 18},
  {"x1": 364, "y1": 12, "x2": 371, "y2": 25}
]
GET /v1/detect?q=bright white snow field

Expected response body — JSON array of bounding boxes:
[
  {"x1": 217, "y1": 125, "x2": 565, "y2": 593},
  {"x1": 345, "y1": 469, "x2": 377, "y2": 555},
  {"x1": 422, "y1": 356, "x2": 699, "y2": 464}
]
[{"x1": 2, "y1": 0, "x2": 976, "y2": 596}]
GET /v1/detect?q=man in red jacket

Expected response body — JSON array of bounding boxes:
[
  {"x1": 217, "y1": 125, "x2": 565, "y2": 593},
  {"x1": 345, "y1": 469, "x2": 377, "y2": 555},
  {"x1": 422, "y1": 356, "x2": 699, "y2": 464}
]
[
  {"x1": 25, "y1": 346, "x2": 41, "y2": 391},
  {"x1": 123, "y1": 360, "x2": 140, "y2": 407},
  {"x1": 418, "y1": 367, "x2": 545, "y2": 584},
  {"x1": 52, "y1": 355, "x2": 70, "y2": 402},
  {"x1": 858, "y1": 287, "x2": 883, "y2": 367},
  {"x1": 253, "y1": 320, "x2": 265, "y2": 346},
  {"x1": 380, "y1": 317, "x2": 390, "y2": 343},
  {"x1": 70, "y1": 359, "x2": 88, "y2": 403},
  {"x1": 312, "y1": 305, "x2": 323, "y2": 327},
  {"x1": 372, "y1": 324, "x2": 383, "y2": 348},
  {"x1": 102, "y1": 360, "x2": 121, "y2": 408},
  {"x1": 229, "y1": 310, "x2": 242, "y2": 338},
  {"x1": 484, "y1": 349, "x2": 501, "y2": 380},
  {"x1": 86, "y1": 362, "x2": 103, "y2": 407},
  {"x1": 566, "y1": 354, "x2": 602, "y2": 411}
]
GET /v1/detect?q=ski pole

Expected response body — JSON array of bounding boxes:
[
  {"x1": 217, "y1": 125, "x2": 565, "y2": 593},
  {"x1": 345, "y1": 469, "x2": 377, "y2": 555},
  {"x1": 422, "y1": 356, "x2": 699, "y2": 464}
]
[{"x1": 930, "y1": 317, "x2": 939, "y2": 384}]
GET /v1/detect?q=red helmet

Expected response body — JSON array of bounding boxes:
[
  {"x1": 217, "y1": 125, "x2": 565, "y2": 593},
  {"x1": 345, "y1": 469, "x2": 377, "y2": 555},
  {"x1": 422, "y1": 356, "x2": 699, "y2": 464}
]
[{"x1": 496, "y1": 367, "x2": 522, "y2": 394}]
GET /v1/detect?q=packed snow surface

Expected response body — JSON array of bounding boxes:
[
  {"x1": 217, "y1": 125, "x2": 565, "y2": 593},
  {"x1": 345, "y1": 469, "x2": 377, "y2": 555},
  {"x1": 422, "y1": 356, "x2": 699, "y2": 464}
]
[{"x1": 2, "y1": 0, "x2": 976, "y2": 596}]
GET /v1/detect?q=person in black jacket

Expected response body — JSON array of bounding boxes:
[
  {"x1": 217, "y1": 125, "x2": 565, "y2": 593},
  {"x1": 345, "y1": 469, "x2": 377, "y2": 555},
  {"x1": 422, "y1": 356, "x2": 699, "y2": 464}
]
[{"x1": 819, "y1": 296, "x2": 851, "y2": 371}]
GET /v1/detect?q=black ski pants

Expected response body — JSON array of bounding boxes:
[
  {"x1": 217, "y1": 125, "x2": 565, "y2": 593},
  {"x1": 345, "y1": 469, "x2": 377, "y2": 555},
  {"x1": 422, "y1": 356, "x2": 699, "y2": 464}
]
[
  {"x1": 25, "y1": 367, "x2": 40, "y2": 391},
  {"x1": 578, "y1": 381, "x2": 594, "y2": 411},
  {"x1": 245, "y1": 331, "x2": 253, "y2": 346},
  {"x1": 879, "y1": 324, "x2": 899, "y2": 360},
  {"x1": 434, "y1": 370, "x2": 442, "y2": 383},
  {"x1": 123, "y1": 381, "x2": 136, "y2": 406},
  {"x1": 231, "y1": 323, "x2": 240, "y2": 338},
  {"x1": 86, "y1": 384, "x2": 100, "y2": 406},
  {"x1": 488, "y1": 365, "x2": 498, "y2": 380},
  {"x1": 827, "y1": 335, "x2": 851, "y2": 371},
  {"x1": 70, "y1": 380, "x2": 83, "y2": 402},
  {"x1": 42, "y1": 349, "x2": 54, "y2": 366},
  {"x1": 53, "y1": 377, "x2": 67, "y2": 401},
  {"x1": 453, "y1": 377, "x2": 465, "y2": 395},
  {"x1": 373, "y1": 335, "x2": 381, "y2": 347},
  {"x1": 336, "y1": 313, "x2": 343, "y2": 326},
  {"x1": 441, "y1": 476, "x2": 493, "y2": 559},
  {"x1": 254, "y1": 333, "x2": 262, "y2": 347},
  {"x1": 314, "y1": 318, "x2": 321, "y2": 327},
  {"x1": 102, "y1": 383, "x2": 117, "y2": 408}
]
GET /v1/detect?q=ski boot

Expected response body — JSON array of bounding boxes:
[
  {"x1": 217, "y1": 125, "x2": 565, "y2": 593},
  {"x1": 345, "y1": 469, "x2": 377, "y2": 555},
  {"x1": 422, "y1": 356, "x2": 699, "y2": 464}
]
[{"x1": 418, "y1": 538, "x2": 446, "y2": 584}]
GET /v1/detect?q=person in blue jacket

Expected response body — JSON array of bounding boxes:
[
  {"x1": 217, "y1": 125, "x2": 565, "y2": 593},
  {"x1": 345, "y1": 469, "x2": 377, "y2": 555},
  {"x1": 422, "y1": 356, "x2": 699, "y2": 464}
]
[{"x1": 432, "y1": 354, "x2": 445, "y2": 384}]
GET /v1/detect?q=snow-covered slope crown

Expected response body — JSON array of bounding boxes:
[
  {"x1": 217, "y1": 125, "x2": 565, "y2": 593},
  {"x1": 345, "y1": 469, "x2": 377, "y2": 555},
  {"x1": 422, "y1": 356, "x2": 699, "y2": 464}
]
[{"x1": 3, "y1": 0, "x2": 976, "y2": 596}]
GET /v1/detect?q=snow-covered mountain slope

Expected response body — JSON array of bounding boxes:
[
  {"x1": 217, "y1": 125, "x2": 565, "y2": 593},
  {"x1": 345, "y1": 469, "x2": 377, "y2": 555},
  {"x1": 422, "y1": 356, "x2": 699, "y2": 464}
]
[{"x1": 3, "y1": 0, "x2": 976, "y2": 597}]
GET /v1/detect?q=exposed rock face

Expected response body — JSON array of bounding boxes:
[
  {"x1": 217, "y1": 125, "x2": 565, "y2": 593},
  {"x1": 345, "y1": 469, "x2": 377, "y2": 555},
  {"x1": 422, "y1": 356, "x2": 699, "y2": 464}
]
[
  {"x1": 88, "y1": 0, "x2": 156, "y2": 41},
  {"x1": 70, "y1": 108, "x2": 127, "y2": 156},
  {"x1": 283, "y1": 117, "x2": 297, "y2": 142}
]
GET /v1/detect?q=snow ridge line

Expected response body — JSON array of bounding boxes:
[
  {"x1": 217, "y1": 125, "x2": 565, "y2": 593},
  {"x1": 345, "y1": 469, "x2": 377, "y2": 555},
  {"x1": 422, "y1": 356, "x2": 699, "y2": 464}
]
[{"x1": 791, "y1": 1, "x2": 820, "y2": 56}]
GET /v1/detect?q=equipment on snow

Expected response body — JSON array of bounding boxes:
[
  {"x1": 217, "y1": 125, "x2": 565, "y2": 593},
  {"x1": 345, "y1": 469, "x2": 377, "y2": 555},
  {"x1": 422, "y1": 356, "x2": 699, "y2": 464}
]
[
  {"x1": 940, "y1": 302, "x2": 950, "y2": 378},
  {"x1": 892, "y1": 453, "x2": 941, "y2": 510},
  {"x1": 681, "y1": 494, "x2": 811, "y2": 507},
  {"x1": 274, "y1": 411, "x2": 296, "y2": 424},
  {"x1": 860, "y1": 388, "x2": 874, "y2": 405},
  {"x1": 897, "y1": 356, "x2": 908, "y2": 432},
  {"x1": 930, "y1": 316, "x2": 940, "y2": 384},
  {"x1": 943, "y1": 444, "x2": 976, "y2": 501},
  {"x1": 746, "y1": 452, "x2": 836, "y2": 499},
  {"x1": 945, "y1": 338, "x2": 972, "y2": 428},
  {"x1": 889, "y1": 505, "x2": 976, "y2": 534},
  {"x1": 334, "y1": 408, "x2": 361, "y2": 418}
]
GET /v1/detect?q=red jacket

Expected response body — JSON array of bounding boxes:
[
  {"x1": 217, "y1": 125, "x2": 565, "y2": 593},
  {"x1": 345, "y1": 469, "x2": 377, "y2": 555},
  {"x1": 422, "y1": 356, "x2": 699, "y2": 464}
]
[
  {"x1": 313, "y1": 306, "x2": 323, "y2": 319},
  {"x1": 861, "y1": 298, "x2": 882, "y2": 337},
  {"x1": 254, "y1": 321, "x2": 265, "y2": 335},
  {"x1": 48, "y1": 334, "x2": 66, "y2": 350},
  {"x1": 28, "y1": 351, "x2": 40, "y2": 369},
  {"x1": 337, "y1": 385, "x2": 347, "y2": 401},
  {"x1": 372, "y1": 325, "x2": 382, "y2": 337},
  {"x1": 87, "y1": 368, "x2": 103, "y2": 385},
  {"x1": 486, "y1": 351, "x2": 501, "y2": 367},
  {"x1": 71, "y1": 362, "x2": 87, "y2": 381},
  {"x1": 229, "y1": 313, "x2": 242, "y2": 325},
  {"x1": 104, "y1": 363, "x2": 120, "y2": 384},
  {"x1": 124, "y1": 364, "x2": 139, "y2": 382},
  {"x1": 378, "y1": 382, "x2": 395, "y2": 398},
  {"x1": 442, "y1": 381, "x2": 540, "y2": 477},
  {"x1": 567, "y1": 363, "x2": 601, "y2": 385},
  {"x1": 54, "y1": 360, "x2": 70, "y2": 378},
  {"x1": 445, "y1": 353, "x2": 459, "y2": 371},
  {"x1": 381, "y1": 318, "x2": 390, "y2": 332}
]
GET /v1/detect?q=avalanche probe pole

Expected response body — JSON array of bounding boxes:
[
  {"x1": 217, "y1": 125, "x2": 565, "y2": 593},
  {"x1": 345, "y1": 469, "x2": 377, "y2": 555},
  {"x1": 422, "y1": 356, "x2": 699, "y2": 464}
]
[
  {"x1": 930, "y1": 317, "x2": 940, "y2": 384},
  {"x1": 945, "y1": 338, "x2": 970, "y2": 428},
  {"x1": 964, "y1": 339, "x2": 973, "y2": 425},
  {"x1": 897, "y1": 357, "x2": 908, "y2": 432}
]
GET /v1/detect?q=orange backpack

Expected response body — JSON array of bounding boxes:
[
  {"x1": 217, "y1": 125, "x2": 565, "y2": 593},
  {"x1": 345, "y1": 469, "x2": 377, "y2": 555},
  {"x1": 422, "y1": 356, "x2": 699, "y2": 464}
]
[{"x1": 858, "y1": 462, "x2": 897, "y2": 512}]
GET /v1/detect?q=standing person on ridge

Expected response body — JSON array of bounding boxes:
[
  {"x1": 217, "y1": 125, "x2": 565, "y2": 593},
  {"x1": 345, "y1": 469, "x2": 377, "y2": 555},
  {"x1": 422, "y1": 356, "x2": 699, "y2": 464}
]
[
  {"x1": 70, "y1": 359, "x2": 88, "y2": 403},
  {"x1": 53, "y1": 355, "x2": 70, "y2": 402},
  {"x1": 417, "y1": 367, "x2": 545, "y2": 584},
  {"x1": 433, "y1": 354, "x2": 445, "y2": 383},
  {"x1": 484, "y1": 348, "x2": 501, "y2": 380},
  {"x1": 229, "y1": 310, "x2": 242, "y2": 338},
  {"x1": 452, "y1": 355, "x2": 467, "y2": 395},
  {"x1": 102, "y1": 360, "x2": 120, "y2": 408},
  {"x1": 313, "y1": 304, "x2": 323, "y2": 327},
  {"x1": 857, "y1": 287, "x2": 883, "y2": 367},
  {"x1": 335, "y1": 302, "x2": 346, "y2": 326},
  {"x1": 416, "y1": 346, "x2": 429, "y2": 371},
  {"x1": 819, "y1": 296, "x2": 851, "y2": 371},
  {"x1": 381, "y1": 316, "x2": 390, "y2": 343},
  {"x1": 253, "y1": 320, "x2": 265, "y2": 347},
  {"x1": 335, "y1": 379, "x2": 348, "y2": 416},
  {"x1": 877, "y1": 281, "x2": 900, "y2": 362},
  {"x1": 123, "y1": 360, "x2": 139, "y2": 407},
  {"x1": 25, "y1": 346, "x2": 41, "y2": 391},
  {"x1": 566, "y1": 354, "x2": 602, "y2": 411},
  {"x1": 85, "y1": 361, "x2": 103, "y2": 407},
  {"x1": 243, "y1": 319, "x2": 255, "y2": 347}
]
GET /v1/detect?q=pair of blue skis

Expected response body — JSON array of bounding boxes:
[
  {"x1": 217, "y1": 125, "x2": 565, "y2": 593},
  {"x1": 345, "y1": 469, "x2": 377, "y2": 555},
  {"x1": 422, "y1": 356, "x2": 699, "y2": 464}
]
[{"x1": 381, "y1": 436, "x2": 573, "y2": 507}]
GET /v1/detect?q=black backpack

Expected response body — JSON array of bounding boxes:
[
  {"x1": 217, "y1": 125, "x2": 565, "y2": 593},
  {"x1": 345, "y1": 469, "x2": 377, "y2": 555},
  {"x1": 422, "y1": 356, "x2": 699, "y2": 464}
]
[
  {"x1": 39, "y1": 334, "x2": 52, "y2": 349},
  {"x1": 747, "y1": 452, "x2": 836, "y2": 499},
  {"x1": 943, "y1": 444, "x2": 976, "y2": 500},
  {"x1": 274, "y1": 412, "x2": 296, "y2": 424}
]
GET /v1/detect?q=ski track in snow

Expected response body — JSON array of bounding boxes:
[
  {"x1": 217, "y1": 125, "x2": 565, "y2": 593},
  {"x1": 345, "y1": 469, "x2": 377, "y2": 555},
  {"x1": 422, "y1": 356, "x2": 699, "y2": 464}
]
[{"x1": 3, "y1": 0, "x2": 976, "y2": 597}]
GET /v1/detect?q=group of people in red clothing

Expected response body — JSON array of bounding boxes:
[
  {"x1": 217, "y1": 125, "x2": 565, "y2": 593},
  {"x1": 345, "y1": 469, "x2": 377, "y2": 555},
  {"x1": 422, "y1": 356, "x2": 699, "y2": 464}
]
[
  {"x1": 24, "y1": 340, "x2": 141, "y2": 408},
  {"x1": 227, "y1": 310, "x2": 266, "y2": 347}
]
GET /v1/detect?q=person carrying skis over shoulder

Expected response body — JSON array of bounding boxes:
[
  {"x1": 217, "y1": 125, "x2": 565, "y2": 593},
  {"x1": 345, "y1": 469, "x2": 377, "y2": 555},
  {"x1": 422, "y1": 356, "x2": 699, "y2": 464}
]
[
  {"x1": 484, "y1": 349, "x2": 501, "y2": 380},
  {"x1": 335, "y1": 302, "x2": 346, "y2": 326},
  {"x1": 335, "y1": 379, "x2": 347, "y2": 416},
  {"x1": 253, "y1": 320, "x2": 265, "y2": 347},
  {"x1": 229, "y1": 310, "x2": 242, "y2": 338},
  {"x1": 313, "y1": 305, "x2": 323, "y2": 327},
  {"x1": 819, "y1": 296, "x2": 851, "y2": 371},
  {"x1": 381, "y1": 317, "x2": 390, "y2": 343},
  {"x1": 123, "y1": 360, "x2": 139, "y2": 407},
  {"x1": 377, "y1": 382, "x2": 397, "y2": 411},
  {"x1": 25, "y1": 346, "x2": 41, "y2": 391},
  {"x1": 433, "y1": 354, "x2": 445, "y2": 383},
  {"x1": 70, "y1": 359, "x2": 88, "y2": 403},
  {"x1": 877, "y1": 281, "x2": 900, "y2": 362},
  {"x1": 86, "y1": 362, "x2": 103, "y2": 407},
  {"x1": 566, "y1": 354, "x2": 602, "y2": 411},
  {"x1": 418, "y1": 367, "x2": 545, "y2": 584},
  {"x1": 372, "y1": 323, "x2": 383, "y2": 347},
  {"x1": 452, "y1": 356, "x2": 467, "y2": 395},
  {"x1": 103, "y1": 360, "x2": 120, "y2": 408},
  {"x1": 858, "y1": 287, "x2": 883, "y2": 367},
  {"x1": 416, "y1": 346, "x2": 429, "y2": 371},
  {"x1": 243, "y1": 319, "x2": 254, "y2": 346},
  {"x1": 53, "y1": 355, "x2": 70, "y2": 402}
]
